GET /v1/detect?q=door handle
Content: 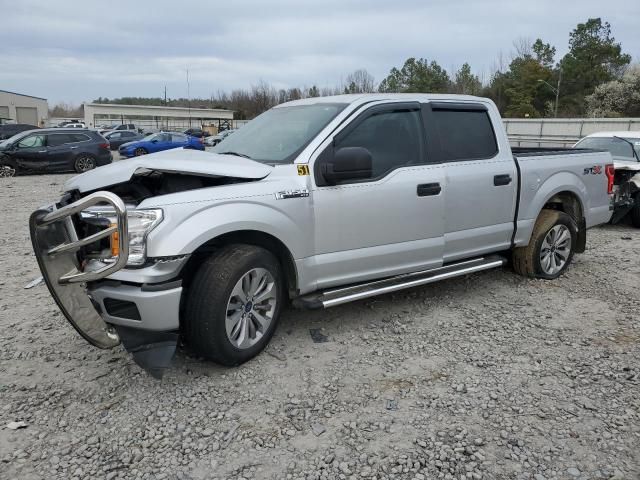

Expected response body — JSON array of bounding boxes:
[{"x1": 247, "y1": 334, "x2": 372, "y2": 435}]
[
  {"x1": 417, "y1": 183, "x2": 441, "y2": 196},
  {"x1": 69, "y1": 146, "x2": 78, "y2": 150},
  {"x1": 494, "y1": 174, "x2": 512, "y2": 186},
  {"x1": 38, "y1": 150, "x2": 47, "y2": 153}
]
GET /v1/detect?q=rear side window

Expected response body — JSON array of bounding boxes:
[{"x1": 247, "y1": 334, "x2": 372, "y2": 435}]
[
  {"x1": 432, "y1": 109, "x2": 498, "y2": 161},
  {"x1": 69, "y1": 133, "x2": 90, "y2": 143},
  {"x1": 47, "y1": 134, "x2": 73, "y2": 146},
  {"x1": 171, "y1": 133, "x2": 187, "y2": 142}
]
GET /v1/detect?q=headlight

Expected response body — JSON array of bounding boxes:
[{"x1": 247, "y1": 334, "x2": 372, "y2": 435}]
[
  {"x1": 125, "y1": 209, "x2": 163, "y2": 265},
  {"x1": 81, "y1": 208, "x2": 163, "y2": 266}
]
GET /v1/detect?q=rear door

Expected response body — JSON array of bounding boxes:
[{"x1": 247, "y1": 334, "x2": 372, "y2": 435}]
[
  {"x1": 424, "y1": 102, "x2": 517, "y2": 262},
  {"x1": 46, "y1": 133, "x2": 75, "y2": 169},
  {"x1": 310, "y1": 102, "x2": 445, "y2": 289},
  {"x1": 171, "y1": 133, "x2": 189, "y2": 148}
]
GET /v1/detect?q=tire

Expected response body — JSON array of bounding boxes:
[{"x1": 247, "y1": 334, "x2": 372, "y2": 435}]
[
  {"x1": 512, "y1": 209, "x2": 577, "y2": 279},
  {"x1": 74, "y1": 155, "x2": 96, "y2": 173},
  {"x1": 184, "y1": 244, "x2": 284, "y2": 366},
  {"x1": 134, "y1": 147, "x2": 147, "y2": 157},
  {"x1": 631, "y1": 193, "x2": 640, "y2": 228}
]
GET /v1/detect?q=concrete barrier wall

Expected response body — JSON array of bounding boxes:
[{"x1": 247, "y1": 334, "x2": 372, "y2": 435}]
[{"x1": 504, "y1": 118, "x2": 640, "y2": 148}]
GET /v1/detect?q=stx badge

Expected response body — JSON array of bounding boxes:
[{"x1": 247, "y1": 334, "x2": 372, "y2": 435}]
[{"x1": 583, "y1": 165, "x2": 602, "y2": 175}]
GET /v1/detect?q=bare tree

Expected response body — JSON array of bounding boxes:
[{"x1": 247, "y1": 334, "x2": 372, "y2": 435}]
[{"x1": 343, "y1": 69, "x2": 376, "y2": 93}]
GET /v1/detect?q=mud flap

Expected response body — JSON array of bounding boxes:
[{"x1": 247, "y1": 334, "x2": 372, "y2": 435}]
[
  {"x1": 113, "y1": 325, "x2": 178, "y2": 379},
  {"x1": 575, "y1": 217, "x2": 587, "y2": 254}
]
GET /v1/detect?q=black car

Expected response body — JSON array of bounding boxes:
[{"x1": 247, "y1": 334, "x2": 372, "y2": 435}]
[
  {"x1": 183, "y1": 127, "x2": 210, "y2": 138},
  {"x1": 103, "y1": 130, "x2": 144, "y2": 149},
  {"x1": 0, "y1": 129, "x2": 112, "y2": 176},
  {"x1": 0, "y1": 123, "x2": 39, "y2": 140}
]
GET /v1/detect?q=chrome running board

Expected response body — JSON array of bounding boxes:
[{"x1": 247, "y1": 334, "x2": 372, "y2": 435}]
[{"x1": 293, "y1": 255, "x2": 506, "y2": 309}]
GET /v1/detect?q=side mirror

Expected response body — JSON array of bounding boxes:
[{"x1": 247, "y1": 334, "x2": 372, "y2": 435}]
[
  {"x1": 321, "y1": 147, "x2": 373, "y2": 184},
  {"x1": 151, "y1": 139, "x2": 158, "y2": 144}
]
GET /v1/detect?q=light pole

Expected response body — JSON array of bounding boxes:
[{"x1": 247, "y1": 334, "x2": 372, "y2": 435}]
[{"x1": 537, "y1": 68, "x2": 562, "y2": 118}]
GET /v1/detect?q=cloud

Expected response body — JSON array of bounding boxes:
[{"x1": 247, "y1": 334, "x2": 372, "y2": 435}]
[{"x1": 0, "y1": 0, "x2": 637, "y2": 104}]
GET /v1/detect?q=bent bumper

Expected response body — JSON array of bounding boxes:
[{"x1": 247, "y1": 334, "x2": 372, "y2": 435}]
[
  {"x1": 29, "y1": 192, "x2": 184, "y2": 377},
  {"x1": 89, "y1": 281, "x2": 182, "y2": 331}
]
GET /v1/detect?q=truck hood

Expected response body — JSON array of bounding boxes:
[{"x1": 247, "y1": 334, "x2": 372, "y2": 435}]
[{"x1": 65, "y1": 148, "x2": 274, "y2": 193}]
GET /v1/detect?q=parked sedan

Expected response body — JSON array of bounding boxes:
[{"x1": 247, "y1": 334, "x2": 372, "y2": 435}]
[
  {"x1": 0, "y1": 129, "x2": 111, "y2": 176},
  {"x1": 204, "y1": 129, "x2": 236, "y2": 146},
  {"x1": 103, "y1": 130, "x2": 144, "y2": 150},
  {"x1": 184, "y1": 127, "x2": 210, "y2": 138},
  {"x1": 118, "y1": 132, "x2": 204, "y2": 158},
  {"x1": 0, "y1": 123, "x2": 39, "y2": 140}
]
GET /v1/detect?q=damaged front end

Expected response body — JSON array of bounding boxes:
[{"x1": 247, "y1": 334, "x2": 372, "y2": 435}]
[{"x1": 30, "y1": 191, "x2": 178, "y2": 378}]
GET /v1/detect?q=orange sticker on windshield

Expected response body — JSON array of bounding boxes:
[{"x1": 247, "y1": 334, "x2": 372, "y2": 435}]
[{"x1": 297, "y1": 165, "x2": 310, "y2": 176}]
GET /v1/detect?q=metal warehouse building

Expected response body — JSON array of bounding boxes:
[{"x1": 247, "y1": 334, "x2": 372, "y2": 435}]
[
  {"x1": 83, "y1": 103, "x2": 234, "y2": 133},
  {"x1": 0, "y1": 90, "x2": 49, "y2": 126}
]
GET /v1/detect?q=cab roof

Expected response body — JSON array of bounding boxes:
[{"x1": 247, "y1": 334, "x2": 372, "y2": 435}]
[{"x1": 276, "y1": 93, "x2": 490, "y2": 108}]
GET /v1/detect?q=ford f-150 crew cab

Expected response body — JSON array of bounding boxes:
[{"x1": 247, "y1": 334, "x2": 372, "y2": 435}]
[{"x1": 29, "y1": 94, "x2": 614, "y2": 377}]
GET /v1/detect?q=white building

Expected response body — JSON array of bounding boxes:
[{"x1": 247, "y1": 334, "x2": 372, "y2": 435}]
[
  {"x1": 0, "y1": 90, "x2": 49, "y2": 126},
  {"x1": 83, "y1": 103, "x2": 234, "y2": 133}
]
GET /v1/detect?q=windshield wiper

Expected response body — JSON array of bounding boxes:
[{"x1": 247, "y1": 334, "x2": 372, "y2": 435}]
[
  {"x1": 218, "y1": 151, "x2": 252, "y2": 159},
  {"x1": 613, "y1": 136, "x2": 640, "y2": 162}
]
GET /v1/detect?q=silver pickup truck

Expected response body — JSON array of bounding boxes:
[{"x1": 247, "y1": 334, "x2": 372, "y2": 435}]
[{"x1": 30, "y1": 94, "x2": 614, "y2": 377}]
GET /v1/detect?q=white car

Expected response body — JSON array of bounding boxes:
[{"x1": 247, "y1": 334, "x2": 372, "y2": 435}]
[
  {"x1": 574, "y1": 132, "x2": 640, "y2": 226},
  {"x1": 205, "y1": 129, "x2": 235, "y2": 146}
]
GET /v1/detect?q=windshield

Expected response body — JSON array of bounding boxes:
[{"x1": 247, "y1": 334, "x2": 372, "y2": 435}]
[
  {"x1": 213, "y1": 103, "x2": 346, "y2": 164},
  {"x1": 0, "y1": 130, "x2": 32, "y2": 148},
  {"x1": 575, "y1": 136, "x2": 640, "y2": 160}
]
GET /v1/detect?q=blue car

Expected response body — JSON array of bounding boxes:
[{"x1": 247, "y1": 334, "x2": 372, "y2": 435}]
[{"x1": 119, "y1": 132, "x2": 204, "y2": 158}]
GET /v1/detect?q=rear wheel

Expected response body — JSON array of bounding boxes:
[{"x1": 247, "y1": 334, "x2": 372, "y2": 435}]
[
  {"x1": 134, "y1": 147, "x2": 147, "y2": 157},
  {"x1": 630, "y1": 193, "x2": 640, "y2": 228},
  {"x1": 512, "y1": 209, "x2": 577, "y2": 279},
  {"x1": 184, "y1": 245, "x2": 284, "y2": 366},
  {"x1": 74, "y1": 155, "x2": 96, "y2": 173}
]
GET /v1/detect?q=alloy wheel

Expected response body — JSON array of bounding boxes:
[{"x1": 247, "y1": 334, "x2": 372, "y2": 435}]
[
  {"x1": 225, "y1": 268, "x2": 278, "y2": 349},
  {"x1": 539, "y1": 224, "x2": 571, "y2": 275}
]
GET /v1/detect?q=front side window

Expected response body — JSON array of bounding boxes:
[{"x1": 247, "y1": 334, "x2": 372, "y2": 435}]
[
  {"x1": 431, "y1": 109, "x2": 498, "y2": 161},
  {"x1": 335, "y1": 109, "x2": 424, "y2": 178},
  {"x1": 213, "y1": 103, "x2": 346, "y2": 164},
  {"x1": 108, "y1": 132, "x2": 122, "y2": 139},
  {"x1": 17, "y1": 134, "x2": 45, "y2": 148}
]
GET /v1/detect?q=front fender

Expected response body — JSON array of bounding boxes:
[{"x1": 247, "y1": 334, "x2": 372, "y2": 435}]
[{"x1": 145, "y1": 200, "x2": 311, "y2": 260}]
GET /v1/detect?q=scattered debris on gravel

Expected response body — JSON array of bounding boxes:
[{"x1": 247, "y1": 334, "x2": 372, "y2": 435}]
[{"x1": 1, "y1": 174, "x2": 639, "y2": 479}]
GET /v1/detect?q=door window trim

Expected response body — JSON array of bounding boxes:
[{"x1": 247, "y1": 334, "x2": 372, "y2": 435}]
[{"x1": 313, "y1": 102, "x2": 433, "y2": 187}]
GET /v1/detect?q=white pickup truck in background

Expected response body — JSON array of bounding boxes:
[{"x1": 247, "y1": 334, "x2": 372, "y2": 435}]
[{"x1": 30, "y1": 94, "x2": 614, "y2": 376}]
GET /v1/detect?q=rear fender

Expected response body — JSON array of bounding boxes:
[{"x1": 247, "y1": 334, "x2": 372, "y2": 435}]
[{"x1": 515, "y1": 171, "x2": 588, "y2": 247}]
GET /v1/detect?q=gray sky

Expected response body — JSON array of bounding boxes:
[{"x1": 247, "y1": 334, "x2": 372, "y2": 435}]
[{"x1": 1, "y1": 0, "x2": 638, "y2": 105}]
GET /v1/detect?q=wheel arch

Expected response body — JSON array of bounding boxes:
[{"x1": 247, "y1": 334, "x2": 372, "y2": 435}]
[{"x1": 180, "y1": 229, "x2": 299, "y2": 298}]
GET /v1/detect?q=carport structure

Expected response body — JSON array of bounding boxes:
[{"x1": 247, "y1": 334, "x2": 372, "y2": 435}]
[{"x1": 83, "y1": 103, "x2": 234, "y2": 133}]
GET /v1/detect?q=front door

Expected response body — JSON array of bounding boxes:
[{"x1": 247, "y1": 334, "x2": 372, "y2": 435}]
[
  {"x1": 310, "y1": 102, "x2": 444, "y2": 290},
  {"x1": 12, "y1": 133, "x2": 48, "y2": 170}
]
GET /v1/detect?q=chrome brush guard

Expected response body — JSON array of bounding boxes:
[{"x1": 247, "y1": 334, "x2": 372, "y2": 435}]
[{"x1": 29, "y1": 191, "x2": 129, "y2": 348}]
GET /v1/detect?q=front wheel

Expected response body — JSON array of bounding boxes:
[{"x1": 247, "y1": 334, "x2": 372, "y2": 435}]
[
  {"x1": 184, "y1": 245, "x2": 284, "y2": 366},
  {"x1": 512, "y1": 209, "x2": 577, "y2": 279},
  {"x1": 134, "y1": 147, "x2": 147, "y2": 157}
]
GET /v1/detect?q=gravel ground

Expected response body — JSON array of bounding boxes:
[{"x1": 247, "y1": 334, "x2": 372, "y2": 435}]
[{"x1": 1, "y1": 173, "x2": 639, "y2": 480}]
